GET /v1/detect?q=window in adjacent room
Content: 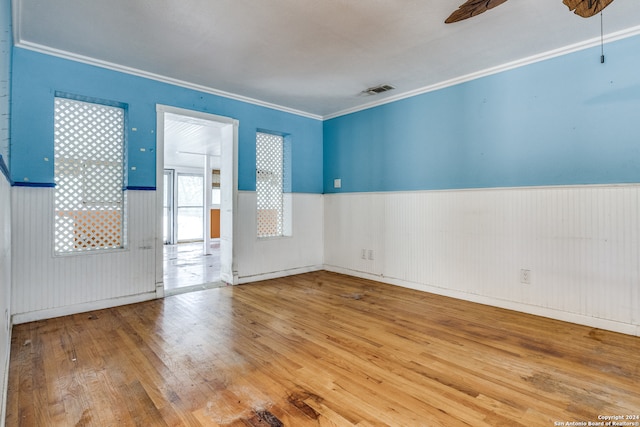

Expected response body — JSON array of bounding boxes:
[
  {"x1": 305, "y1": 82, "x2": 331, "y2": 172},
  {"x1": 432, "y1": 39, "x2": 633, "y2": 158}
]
[
  {"x1": 211, "y1": 168, "x2": 221, "y2": 205},
  {"x1": 54, "y1": 96, "x2": 126, "y2": 254},
  {"x1": 256, "y1": 131, "x2": 291, "y2": 238},
  {"x1": 176, "y1": 173, "x2": 204, "y2": 242}
]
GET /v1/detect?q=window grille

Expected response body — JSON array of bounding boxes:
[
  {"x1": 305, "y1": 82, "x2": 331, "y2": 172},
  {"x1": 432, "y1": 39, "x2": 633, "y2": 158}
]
[
  {"x1": 54, "y1": 97, "x2": 126, "y2": 254},
  {"x1": 256, "y1": 132, "x2": 284, "y2": 237}
]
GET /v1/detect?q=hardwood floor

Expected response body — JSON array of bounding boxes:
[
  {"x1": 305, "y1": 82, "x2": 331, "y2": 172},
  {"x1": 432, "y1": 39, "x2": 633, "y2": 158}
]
[{"x1": 6, "y1": 271, "x2": 640, "y2": 426}]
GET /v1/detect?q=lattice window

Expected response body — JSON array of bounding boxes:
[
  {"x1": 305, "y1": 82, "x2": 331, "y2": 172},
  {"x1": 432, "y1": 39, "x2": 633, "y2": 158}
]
[
  {"x1": 54, "y1": 97, "x2": 126, "y2": 254},
  {"x1": 256, "y1": 132, "x2": 284, "y2": 237}
]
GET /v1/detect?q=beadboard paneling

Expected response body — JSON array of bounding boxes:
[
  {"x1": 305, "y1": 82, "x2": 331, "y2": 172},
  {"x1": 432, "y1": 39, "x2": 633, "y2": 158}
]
[
  {"x1": 0, "y1": 175, "x2": 11, "y2": 424},
  {"x1": 325, "y1": 185, "x2": 640, "y2": 335},
  {"x1": 236, "y1": 192, "x2": 324, "y2": 282},
  {"x1": 11, "y1": 188, "x2": 157, "y2": 322}
]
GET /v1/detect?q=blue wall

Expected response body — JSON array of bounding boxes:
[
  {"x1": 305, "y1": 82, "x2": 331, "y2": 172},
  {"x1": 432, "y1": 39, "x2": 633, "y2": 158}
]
[
  {"x1": 324, "y1": 35, "x2": 640, "y2": 193},
  {"x1": 10, "y1": 34, "x2": 640, "y2": 194},
  {"x1": 10, "y1": 48, "x2": 323, "y2": 192}
]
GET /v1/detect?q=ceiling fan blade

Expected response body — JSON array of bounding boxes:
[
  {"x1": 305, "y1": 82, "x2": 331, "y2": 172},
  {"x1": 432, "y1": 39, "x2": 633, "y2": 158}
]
[
  {"x1": 563, "y1": 0, "x2": 614, "y2": 17},
  {"x1": 445, "y1": 0, "x2": 509, "y2": 24}
]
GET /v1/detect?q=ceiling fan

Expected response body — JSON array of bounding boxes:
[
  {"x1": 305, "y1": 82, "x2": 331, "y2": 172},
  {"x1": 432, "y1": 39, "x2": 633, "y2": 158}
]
[{"x1": 445, "y1": 0, "x2": 614, "y2": 24}]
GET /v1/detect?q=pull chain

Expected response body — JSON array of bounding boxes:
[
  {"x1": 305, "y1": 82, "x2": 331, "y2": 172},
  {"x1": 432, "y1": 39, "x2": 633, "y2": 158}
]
[{"x1": 600, "y1": 12, "x2": 605, "y2": 63}]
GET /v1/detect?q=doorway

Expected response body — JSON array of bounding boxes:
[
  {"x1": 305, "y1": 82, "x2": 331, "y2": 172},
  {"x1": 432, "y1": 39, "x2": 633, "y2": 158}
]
[{"x1": 155, "y1": 105, "x2": 238, "y2": 297}]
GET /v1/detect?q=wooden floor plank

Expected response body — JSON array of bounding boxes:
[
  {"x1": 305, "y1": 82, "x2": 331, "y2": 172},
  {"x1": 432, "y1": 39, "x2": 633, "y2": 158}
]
[{"x1": 6, "y1": 271, "x2": 640, "y2": 426}]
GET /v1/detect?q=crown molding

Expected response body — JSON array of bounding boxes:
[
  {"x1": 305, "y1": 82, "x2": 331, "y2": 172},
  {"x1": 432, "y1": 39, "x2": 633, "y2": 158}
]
[
  {"x1": 14, "y1": 40, "x2": 323, "y2": 121},
  {"x1": 324, "y1": 25, "x2": 640, "y2": 120},
  {"x1": 12, "y1": 7, "x2": 640, "y2": 123}
]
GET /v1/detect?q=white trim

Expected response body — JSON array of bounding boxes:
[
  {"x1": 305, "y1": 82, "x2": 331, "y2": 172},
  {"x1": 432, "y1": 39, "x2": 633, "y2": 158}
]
[
  {"x1": 10, "y1": 0, "x2": 20, "y2": 48},
  {"x1": 324, "y1": 25, "x2": 640, "y2": 120},
  {"x1": 156, "y1": 104, "x2": 240, "y2": 124},
  {"x1": 155, "y1": 281, "x2": 164, "y2": 299},
  {"x1": 11, "y1": 291, "x2": 157, "y2": 325},
  {"x1": 14, "y1": 23, "x2": 640, "y2": 122},
  {"x1": 238, "y1": 190, "x2": 323, "y2": 196},
  {"x1": 237, "y1": 265, "x2": 323, "y2": 285},
  {"x1": 325, "y1": 182, "x2": 640, "y2": 197},
  {"x1": 324, "y1": 265, "x2": 640, "y2": 337},
  {"x1": 14, "y1": 40, "x2": 322, "y2": 121}
]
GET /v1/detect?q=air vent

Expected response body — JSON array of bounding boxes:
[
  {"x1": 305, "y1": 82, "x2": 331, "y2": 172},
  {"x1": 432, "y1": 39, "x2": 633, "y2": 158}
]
[{"x1": 362, "y1": 84, "x2": 395, "y2": 95}]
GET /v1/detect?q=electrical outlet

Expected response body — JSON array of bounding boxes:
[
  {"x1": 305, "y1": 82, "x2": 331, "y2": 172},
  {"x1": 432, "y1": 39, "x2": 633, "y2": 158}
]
[
  {"x1": 361, "y1": 249, "x2": 367, "y2": 260},
  {"x1": 368, "y1": 250, "x2": 374, "y2": 260},
  {"x1": 520, "y1": 269, "x2": 531, "y2": 284}
]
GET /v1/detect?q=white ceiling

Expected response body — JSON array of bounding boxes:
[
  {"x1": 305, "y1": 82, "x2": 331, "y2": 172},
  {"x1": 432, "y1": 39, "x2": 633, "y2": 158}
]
[
  {"x1": 14, "y1": 0, "x2": 640, "y2": 118},
  {"x1": 164, "y1": 113, "x2": 222, "y2": 170}
]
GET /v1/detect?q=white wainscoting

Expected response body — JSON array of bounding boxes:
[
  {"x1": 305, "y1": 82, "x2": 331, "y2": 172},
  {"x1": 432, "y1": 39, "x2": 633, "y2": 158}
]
[
  {"x1": 0, "y1": 176, "x2": 11, "y2": 424},
  {"x1": 324, "y1": 185, "x2": 640, "y2": 336},
  {"x1": 236, "y1": 191, "x2": 324, "y2": 283},
  {"x1": 11, "y1": 187, "x2": 158, "y2": 324}
]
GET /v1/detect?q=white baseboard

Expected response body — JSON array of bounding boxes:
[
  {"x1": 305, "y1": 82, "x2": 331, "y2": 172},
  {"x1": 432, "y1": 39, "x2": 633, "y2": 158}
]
[
  {"x1": 11, "y1": 291, "x2": 158, "y2": 325},
  {"x1": 238, "y1": 265, "x2": 323, "y2": 285},
  {"x1": 324, "y1": 265, "x2": 640, "y2": 337}
]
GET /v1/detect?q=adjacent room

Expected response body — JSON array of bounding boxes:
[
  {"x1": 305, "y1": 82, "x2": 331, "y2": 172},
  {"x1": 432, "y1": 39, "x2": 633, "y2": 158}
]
[
  {"x1": 1, "y1": 0, "x2": 640, "y2": 425},
  {"x1": 162, "y1": 111, "x2": 226, "y2": 295}
]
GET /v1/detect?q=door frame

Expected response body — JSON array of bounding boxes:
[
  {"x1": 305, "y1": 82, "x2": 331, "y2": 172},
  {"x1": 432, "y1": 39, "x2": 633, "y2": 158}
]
[
  {"x1": 155, "y1": 105, "x2": 239, "y2": 297},
  {"x1": 163, "y1": 168, "x2": 175, "y2": 244}
]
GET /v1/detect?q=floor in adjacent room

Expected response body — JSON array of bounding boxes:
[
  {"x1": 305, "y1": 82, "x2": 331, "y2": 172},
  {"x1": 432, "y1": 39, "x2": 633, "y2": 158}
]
[
  {"x1": 163, "y1": 240, "x2": 224, "y2": 295},
  {"x1": 6, "y1": 271, "x2": 640, "y2": 426}
]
